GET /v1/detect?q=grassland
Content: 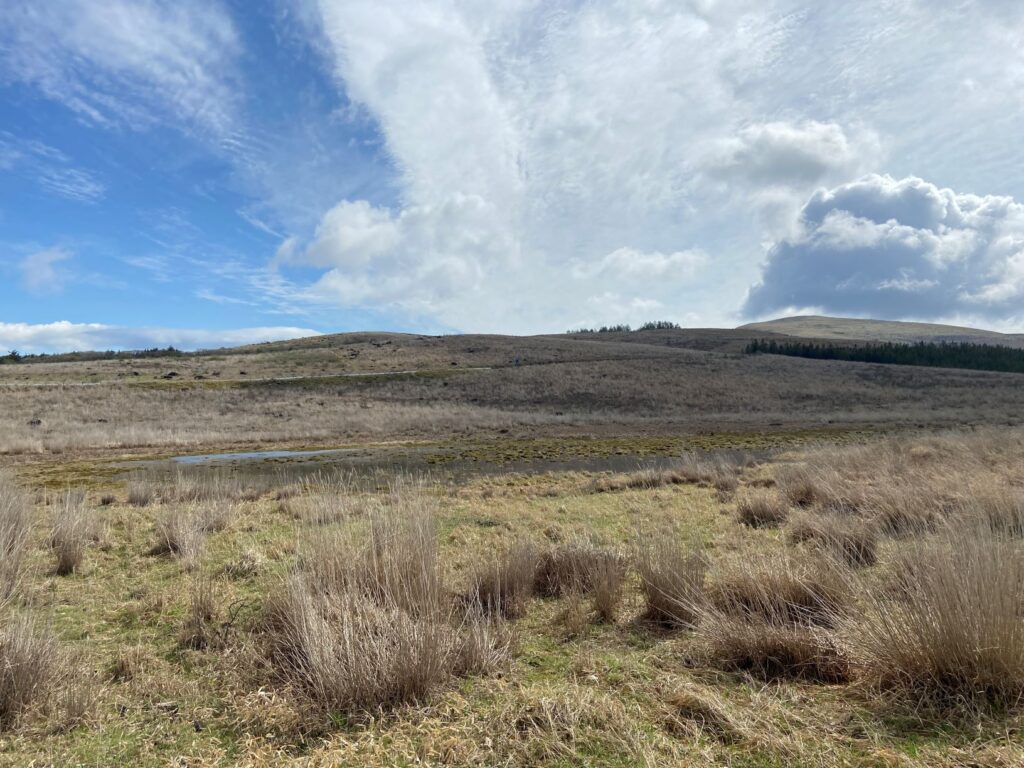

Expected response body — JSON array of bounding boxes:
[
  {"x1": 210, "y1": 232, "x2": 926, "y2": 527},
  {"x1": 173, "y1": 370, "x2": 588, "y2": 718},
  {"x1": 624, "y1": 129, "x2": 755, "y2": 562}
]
[{"x1": 2, "y1": 330, "x2": 1024, "y2": 766}]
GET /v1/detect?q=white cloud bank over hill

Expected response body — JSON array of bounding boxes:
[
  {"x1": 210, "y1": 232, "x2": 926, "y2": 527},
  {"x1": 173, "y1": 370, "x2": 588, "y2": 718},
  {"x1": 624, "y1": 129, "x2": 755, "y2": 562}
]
[{"x1": 0, "y1": 322, "x2": 321, "y2": 355}]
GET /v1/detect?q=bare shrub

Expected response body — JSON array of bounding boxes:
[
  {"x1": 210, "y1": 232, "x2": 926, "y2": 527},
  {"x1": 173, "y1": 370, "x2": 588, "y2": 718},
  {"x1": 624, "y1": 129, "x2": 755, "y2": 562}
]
[
  {"x1": 845, "y1": 528, "x2": 1024, "y2": 706},
  {"x1": 0, "y1": 474, "x2": 31, "y2": 603},
  {"x1": 465, "y1": 539, "x2": 539, "y2": 618},
  {"x1": 788, "y1": 512, "x2": 878, "y2": 567},
  {"x1": 636, "y1": 537, "x2": 707, "y2": 627},
  {"x1": 734, "y1": 489, "x2": 788, "y2": 529},
  {"x1": 0, "y1": 614, "x2": 61, "y2": 728},
  {"x1": 49, "y1": 491, "x2": 93, "y2": 576}
]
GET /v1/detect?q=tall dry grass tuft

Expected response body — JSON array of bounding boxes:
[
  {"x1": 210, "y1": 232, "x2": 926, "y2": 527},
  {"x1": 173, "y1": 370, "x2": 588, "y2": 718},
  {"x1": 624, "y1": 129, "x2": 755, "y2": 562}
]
[
  {"x1": 49, "y1": 491, "x2": 93, "y2": 576},
  {"x1": 707, "y1": 552, "x2": 849, "y2": 628},
  {"x1": 264, "y1": 485, "x2": 510, "y2": 717},
  {"x1": 534, "y1": 541, "x2": 621, "y2": 599},
  {"x1": 845, "y1": 526, "x2": 1024, "y2": 706},
  {"x1": 0, "y1": 614, "x2": 61, "y2": 728},
  {"x1": 697, "y1": 552, "x2": 851, "y2": 681},
  {"x1": 636, "y1": 537, "x2": 707, "y2": 627},
  {"x1": 151, "y1": 506, "x2": 206, "y2": 569},
  {"x1": 787, "y1": 511, "x2": 878, "y2": 567},
  {"x1": 0, "y1": 473, "x2": 31, "y2": 603},
  {"x1": 465, "y1": 539, "x2": 539, "y2": 619},
  {"x1": 734, "y1": 488, "x2": 789, "y2": 529},
  {"x1": 179, "y1": 576, "x2": 221, "y2": 650}
]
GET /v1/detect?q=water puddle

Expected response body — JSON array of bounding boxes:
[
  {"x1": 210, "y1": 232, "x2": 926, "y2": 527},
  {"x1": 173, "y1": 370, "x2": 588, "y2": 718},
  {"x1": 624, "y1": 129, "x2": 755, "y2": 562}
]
[{"x1": 171, "y1": 448, "x2": 356, "y2": 465}]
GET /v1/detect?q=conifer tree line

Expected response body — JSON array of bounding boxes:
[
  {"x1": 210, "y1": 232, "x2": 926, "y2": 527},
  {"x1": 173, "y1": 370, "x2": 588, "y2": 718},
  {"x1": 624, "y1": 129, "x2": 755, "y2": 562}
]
[{"x1": 745, "y1": 338, "x2": 1024, "y2": 374}]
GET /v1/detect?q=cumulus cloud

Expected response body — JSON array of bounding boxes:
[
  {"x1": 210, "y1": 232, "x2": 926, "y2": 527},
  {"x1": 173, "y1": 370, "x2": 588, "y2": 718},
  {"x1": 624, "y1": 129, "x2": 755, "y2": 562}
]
[
  {"x1": 744, "y1": 174, "x2": 1024, "y2": 322},
  {"x1": 19, "y1": 247, "x2": 72, "y2": 295},
  {"x1": 0, "y1": 322, "x2": 321, "y2": 355}
]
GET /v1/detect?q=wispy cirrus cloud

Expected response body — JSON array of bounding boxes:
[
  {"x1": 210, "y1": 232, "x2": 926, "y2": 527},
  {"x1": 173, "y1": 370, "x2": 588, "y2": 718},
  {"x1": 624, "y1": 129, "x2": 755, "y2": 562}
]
[
  {"x1": 19, "y1": 247, "x2": 73, "y2": 295},
  {"x1": 0, "y1": 133, "x2": 106, "y2": 203},
  {"x1": 0, "y1": 0, "x2": 241, "y2": 138}
]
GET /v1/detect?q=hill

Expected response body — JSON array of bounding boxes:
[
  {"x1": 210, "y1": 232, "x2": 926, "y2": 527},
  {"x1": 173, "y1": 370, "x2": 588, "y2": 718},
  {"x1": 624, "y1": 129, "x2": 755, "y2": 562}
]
[{"x1": 739, "y1": 315, "x2": 1024, "y2": 349}]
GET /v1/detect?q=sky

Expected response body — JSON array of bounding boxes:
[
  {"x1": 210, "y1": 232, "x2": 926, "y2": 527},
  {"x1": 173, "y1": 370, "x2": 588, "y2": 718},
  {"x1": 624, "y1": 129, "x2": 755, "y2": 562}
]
[{"x1": 2, "y1": 0, "x2": 1023, "y2": 352}]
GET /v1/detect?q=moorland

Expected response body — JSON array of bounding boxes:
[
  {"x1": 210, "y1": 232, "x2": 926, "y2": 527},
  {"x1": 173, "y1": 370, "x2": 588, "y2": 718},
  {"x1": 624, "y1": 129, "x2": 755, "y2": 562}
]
[{"x1": 0, "y1": 319, "x2": 1023, "y2": 766}]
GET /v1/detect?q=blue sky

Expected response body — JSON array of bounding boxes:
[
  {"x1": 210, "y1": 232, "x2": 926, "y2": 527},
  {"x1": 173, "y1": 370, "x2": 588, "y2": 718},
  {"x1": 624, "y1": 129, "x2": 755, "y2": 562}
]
[{"x1": 2, "y1": 1, "x2": 1024, "y2": 352}]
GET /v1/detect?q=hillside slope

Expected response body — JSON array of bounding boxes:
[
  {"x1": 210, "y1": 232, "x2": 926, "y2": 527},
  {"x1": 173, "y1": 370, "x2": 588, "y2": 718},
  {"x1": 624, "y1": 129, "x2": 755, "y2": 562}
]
[{"x1": 740, "y1": 315, "x2": 1024, "y2": 348}]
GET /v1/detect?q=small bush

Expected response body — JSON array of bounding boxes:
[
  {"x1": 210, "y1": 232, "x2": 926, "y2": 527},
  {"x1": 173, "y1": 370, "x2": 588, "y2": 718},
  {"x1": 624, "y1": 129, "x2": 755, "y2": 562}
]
[
  {"x1": 788, "y1": 512, "x2": 878, "y2": 567},
  {"x1": 126, "y1": 479, "x2": 154, "y2": 507},
  {"x1": 636, "y1": 537, "x2": 707, "y2": 627},
  {"x1": 264, "y1": 487, "x2": 510, "y2": 716},
  {"x1": 589, "y1": 552, "x2": 627, "y2": 623},
  {"x1": 734, "y1": 489, "x2": 788, "y2": 528}
]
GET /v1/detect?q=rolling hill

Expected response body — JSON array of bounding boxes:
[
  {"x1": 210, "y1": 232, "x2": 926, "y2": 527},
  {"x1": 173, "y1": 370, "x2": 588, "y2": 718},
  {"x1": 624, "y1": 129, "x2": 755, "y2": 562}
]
[{"x1": 739, "y1": 315, "x2": 1024, "y2": 349}]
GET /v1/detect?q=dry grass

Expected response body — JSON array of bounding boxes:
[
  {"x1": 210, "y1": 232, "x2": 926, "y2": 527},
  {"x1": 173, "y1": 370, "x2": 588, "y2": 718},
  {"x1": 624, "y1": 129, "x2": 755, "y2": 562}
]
[
  {"x1": 787, "y1": 511, "x2": 878, "y2": 567},
  {"x1": 707, "y1": 552, "x2": 850, "y2": 628},
  {"x1": 635, "y1": 536, "x2": 707, "y2": 627},
  {"x1": 534, "y1": 541, "x2": 621, "y2": 598},
  {"x1": 0, "y1": 473, "x2": 31, "y2": 603},
  {"x1": 151, "y1": 506, "x2": 207, "y2": 568},
  {"x1": 465, "y1": 539, "x2": 539, "y2": 618},
  {"x1": 697, "y1": 552, "x2": 851, "y2": 682},
  {"x1": 179, "y1": 576, "x2": 221, "y2": 650},
  {"x1": 264, "y1": 486, "x2": 511, "y2": 717},
  {"x1": 0, "y1": 614, "x2": 62, "y2": 728},
  {"x1": 49, "y1": 491, "x2": 94, "y2": 576},
  {"x1": 845, "y1": 527, "x2": 1024, "y2": 707},
  {"x1": 734, "y1": 488, "x2": 789, "y2": 528}
]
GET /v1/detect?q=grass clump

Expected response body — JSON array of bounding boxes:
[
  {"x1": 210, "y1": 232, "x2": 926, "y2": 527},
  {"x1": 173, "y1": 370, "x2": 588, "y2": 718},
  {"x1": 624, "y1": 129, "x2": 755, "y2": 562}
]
[
  {"x1": 0, "y1": 473, "x2": 31, "y2": 603},
  {"x1": 635, "y1": 537, "x2": 707, "y2": 627},
  {"x1": 0, "y1": 615, "x2": 61, "y2": 729},
  {"x1": 846, "y1": 528, "x2": 1024, "y2": 707},
  {"x1": 49, "y1": 490, "x2": 94, "y2": 576},
  {"x1": 465, "y1": 539, "x2": 539, "y2": 618},
  {"x1": 788, "y1": 511, "x2": 878, "y2": 567},
  {"x1": 698, "y1": 553, "x2": 851, "y2": 682},
  {"x1": 734, "y1": 488, "x2": 788, "y2": 529},
  {"x1": 263, "y1": 487, "x2": 510, "y2": 718}
]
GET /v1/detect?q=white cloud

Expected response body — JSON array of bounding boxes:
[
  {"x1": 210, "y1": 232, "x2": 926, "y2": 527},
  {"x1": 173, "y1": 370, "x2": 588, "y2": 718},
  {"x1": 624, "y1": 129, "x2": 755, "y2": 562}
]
[
  {"x1": 19, "y1": 247, "x2": 72, "y2": 295},
  {"x1": 744, "y1": 174, "x2": 1024, "y2": 324},
  {"x1": 0, "y1": 322, "x2": 321, "y2": 355},
  {"x1": 0, "y1": 0, "x2": 241, "y2": 137}
]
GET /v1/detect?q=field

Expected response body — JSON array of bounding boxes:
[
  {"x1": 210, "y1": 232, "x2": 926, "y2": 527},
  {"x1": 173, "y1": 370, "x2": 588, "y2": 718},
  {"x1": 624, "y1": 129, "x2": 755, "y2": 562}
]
[{"x1": 1, "y1": 329, "x2": 1024, "y2": 766}]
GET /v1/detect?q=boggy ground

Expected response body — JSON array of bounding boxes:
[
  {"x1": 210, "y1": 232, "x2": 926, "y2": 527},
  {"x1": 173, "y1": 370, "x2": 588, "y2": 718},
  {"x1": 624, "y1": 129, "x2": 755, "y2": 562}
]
[{"x1": 1, "y1": 429, "x2": 1023, "y2": 766}]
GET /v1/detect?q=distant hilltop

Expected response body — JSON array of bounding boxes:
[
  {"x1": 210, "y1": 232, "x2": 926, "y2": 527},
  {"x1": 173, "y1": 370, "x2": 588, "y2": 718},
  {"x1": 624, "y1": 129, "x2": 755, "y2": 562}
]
[{"x1": 739, "y1": 315, "x2": 1024, "y2": 350}]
